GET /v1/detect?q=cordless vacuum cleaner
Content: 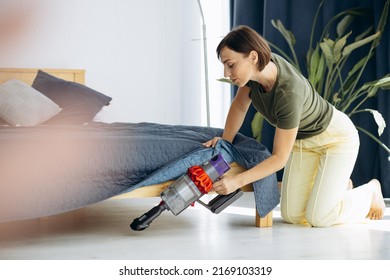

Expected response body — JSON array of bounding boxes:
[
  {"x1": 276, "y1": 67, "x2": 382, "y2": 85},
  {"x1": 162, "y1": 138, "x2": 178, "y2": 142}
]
[{"x1": 130, "y1": 153, "x2": 243, "y2": 231}]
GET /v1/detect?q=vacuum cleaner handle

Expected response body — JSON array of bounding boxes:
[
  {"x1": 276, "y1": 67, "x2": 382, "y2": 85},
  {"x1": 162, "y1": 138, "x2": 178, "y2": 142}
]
[
  {"x1": 130, "y1": 202, "x2": 167, "y2": 231},
  {"x1": 198, "y1": 189, "x2": 244, "y2": 214}
]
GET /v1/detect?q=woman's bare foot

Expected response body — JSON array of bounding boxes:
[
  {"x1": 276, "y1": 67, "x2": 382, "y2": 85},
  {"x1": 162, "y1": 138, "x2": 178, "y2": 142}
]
[{"x1": 366, "y1": 179, "x2": 386, "y2": 220}]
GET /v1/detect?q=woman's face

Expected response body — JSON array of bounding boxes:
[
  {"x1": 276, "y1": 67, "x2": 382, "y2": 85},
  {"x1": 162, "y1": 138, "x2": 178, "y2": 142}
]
[{"x1": 219, "y1": 46, "x2": 256, "y2": 87}]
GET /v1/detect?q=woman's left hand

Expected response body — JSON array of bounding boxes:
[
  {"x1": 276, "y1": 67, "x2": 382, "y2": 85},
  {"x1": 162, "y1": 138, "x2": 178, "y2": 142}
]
[
  {"x1": 211, "y1": 175, "x2": 240, "y2": 195},
  {"x1": 203, "y1": 136, "x2": 222, "y2": 148}
]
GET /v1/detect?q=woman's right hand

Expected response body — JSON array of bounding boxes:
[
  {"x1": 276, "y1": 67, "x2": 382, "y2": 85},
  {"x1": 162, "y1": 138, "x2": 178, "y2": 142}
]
[{"x1": 203, "y1": 137, "x2": 222, "y2": 148}]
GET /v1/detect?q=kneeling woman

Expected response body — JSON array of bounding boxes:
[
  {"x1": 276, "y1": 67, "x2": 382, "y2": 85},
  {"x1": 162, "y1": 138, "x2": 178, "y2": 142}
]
[{"x1": 204, "y1": 25, "x2": 385, "y2": 227}]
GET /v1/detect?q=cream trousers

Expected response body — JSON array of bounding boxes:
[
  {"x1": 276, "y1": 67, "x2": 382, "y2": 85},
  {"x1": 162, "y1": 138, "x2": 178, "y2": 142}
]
[{"x1": 280, "y1": 107, "x2": 372, "y2": 227}]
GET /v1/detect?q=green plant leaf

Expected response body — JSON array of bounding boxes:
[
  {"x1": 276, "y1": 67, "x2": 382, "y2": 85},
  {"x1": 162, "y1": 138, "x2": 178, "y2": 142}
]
[
  {"x1": 320, "y1": 39, "x2": 334, "y2": 68},
  {"x1": 368, "y1": 76, "x2": 390, "y2": 96},
  {"x1": 355, "y1": 26, "x2": 374, "y2": 41},
  {"x1": 308, "y1": 44, "x2": 326, "y2": 91},
  {"x1": 268, "y1": 42, "x2": 297, "y2": 67},
  {"x1": 271, "y1": 19, "x2": 301, "y2": 71},
  {"x1": 367, "y1": 87, "x2": 379, "y2": 98},
  {"x1": 342, "y1": 32, "x2": 380, "y2": 56},
  {"x1": 341, "y1": 52, "x2": 374, "y2": 100},
  {"x1": 271, "y1": 19, "x2": 296, "y2": 46},
  {"x1": 308, "y1": 45, "x2": 320, "y2": 82},
  {"x1": 334, "y1": 31, "x2": 351, "y2": 62},
  {"x1": 336, "y1": 15, "x2": 354, "y2": 37},
  {"x1": 352, "y1": 109, "x2": 387, "y2": 141},
  {"x1": 315, "y1": 55, "x2": 326, "y2": 91},
  {"x1": 251, "y1": 112, "x2": 264, "y2": 142},
  {"x1": 346, "y1": 53, "x2": 373, "y2": 78},
  {"x1": 373, "y1": 0, "x2": 390, "y2": 47},
  {"x1": 321, "y1": 7, "x2": 369, "y2": 40},
  {"x1": 369, "y1": 110, "x2": 386, "y2": 136},
  {"x1": 266, "y1": 0, "x2": 390, "y2": 155},
  {"x1": 374, "y1": 76, "x2": 390, "y2": 89},
  {"x1": 217, "y1": 78, "x2": 234, "y2": 84},
  {"x1": 359, "y1": 76, "x2": 390, "y2": 92}
]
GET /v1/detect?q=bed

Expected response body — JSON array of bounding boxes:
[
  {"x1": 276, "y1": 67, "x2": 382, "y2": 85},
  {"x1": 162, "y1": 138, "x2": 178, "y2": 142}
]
[{"x1": 0, "y1": 68, "x2": 279, "y2": 227}]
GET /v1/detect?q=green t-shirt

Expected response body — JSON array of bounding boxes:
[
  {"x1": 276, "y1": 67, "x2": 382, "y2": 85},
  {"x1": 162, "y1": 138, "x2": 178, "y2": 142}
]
[{"x1": 248, "y1": 53, "x2": 333, "y2": 139}]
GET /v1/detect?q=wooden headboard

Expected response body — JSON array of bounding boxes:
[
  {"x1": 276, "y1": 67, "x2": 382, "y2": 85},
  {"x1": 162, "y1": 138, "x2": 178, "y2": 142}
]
[{"x1": 0, "y1": 68, "x2": 85, "y2": 85}]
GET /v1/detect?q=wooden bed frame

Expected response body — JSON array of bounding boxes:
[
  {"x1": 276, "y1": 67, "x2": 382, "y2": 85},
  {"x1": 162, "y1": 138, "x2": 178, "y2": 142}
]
[{"x1": 0, "y1": 68, "x2": 273, "y2": 227}]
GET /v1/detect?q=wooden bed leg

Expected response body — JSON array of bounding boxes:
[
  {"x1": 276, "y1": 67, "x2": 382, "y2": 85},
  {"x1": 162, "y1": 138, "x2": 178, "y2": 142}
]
[{"x1": 255, "y1": 210, "x2": 273, "y2": 227}]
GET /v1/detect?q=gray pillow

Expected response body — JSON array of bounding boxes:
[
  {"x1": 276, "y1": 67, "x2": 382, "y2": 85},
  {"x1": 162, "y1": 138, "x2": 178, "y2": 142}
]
[
  {"x1": 0, "y1": 79, "x2": 62, "y2": 126},
  {"x1": 32, "y1": 70, "x2": 112, "y2": 124}
]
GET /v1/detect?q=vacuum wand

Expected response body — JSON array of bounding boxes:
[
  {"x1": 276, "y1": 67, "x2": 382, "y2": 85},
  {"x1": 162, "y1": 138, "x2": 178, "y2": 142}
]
[
  {"x1": 130, "y1": 202, "x2": 167, "y2": 231},
  {"x1": 130, "y1": 153, "x2": 243, "y2": 231}
]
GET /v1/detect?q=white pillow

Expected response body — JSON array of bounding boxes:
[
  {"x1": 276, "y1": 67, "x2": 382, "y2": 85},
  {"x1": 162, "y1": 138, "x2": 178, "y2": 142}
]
[{"x1": 0, "y1": 79, "x2": 62, "y2": 126}]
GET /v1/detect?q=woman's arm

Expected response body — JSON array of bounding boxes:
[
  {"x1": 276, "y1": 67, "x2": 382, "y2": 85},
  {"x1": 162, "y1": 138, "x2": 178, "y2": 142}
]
[
  {"x1": 212, "y1": 126, "x2": 298, "y2": 194},
  {"x1": 222, "y1": 86, "x2": 252, "y2": 142},
  {"x1": 203, "y1": 86, "x2": 252, "y2": 147}
]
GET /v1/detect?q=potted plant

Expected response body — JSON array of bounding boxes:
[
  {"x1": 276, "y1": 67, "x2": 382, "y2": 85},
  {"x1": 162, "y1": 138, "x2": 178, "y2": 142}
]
[{"x1": 268, "y1": 0, "x2": 390, "y2": 157}]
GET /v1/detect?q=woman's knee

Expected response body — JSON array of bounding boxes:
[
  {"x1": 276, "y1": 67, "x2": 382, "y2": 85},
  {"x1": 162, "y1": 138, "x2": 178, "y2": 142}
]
[
  {"x1": 281, "y1": 205, "x2": 337, "y2": 226},
  {"x1": 281, "y1": 208, "x2": 306, "y2": 224},
  {"x1": 305, "y1": 211, "x2": 335, "y2": 227}
]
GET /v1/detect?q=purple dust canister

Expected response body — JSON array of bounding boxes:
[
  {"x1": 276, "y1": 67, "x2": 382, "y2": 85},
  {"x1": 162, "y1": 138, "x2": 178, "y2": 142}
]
[{"x1": 202, "y1": 153, "x2": 230, "y2": 181}]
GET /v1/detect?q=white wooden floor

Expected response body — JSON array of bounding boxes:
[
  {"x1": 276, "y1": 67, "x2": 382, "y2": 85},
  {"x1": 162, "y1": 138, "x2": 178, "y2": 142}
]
[{"x1": 0, "y1": 193, "x2": 389, "y2": 260}]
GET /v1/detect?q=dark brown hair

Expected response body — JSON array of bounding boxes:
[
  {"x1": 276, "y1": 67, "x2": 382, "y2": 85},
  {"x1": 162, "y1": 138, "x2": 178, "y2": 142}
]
[{"x1": 216, "y1": 25, "x2": 271, "y2": 71}]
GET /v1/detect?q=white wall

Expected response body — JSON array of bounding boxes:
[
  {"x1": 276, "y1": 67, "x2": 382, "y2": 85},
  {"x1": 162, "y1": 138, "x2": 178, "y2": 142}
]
[{"x1": 0, "y1": 0, "x2": 229, "y2": 127}]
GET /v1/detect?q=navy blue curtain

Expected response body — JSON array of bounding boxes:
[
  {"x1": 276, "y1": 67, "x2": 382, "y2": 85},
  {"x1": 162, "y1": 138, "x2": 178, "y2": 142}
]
[{"x1": 230, "y1": 0, "x2": 390, "y2": 197}]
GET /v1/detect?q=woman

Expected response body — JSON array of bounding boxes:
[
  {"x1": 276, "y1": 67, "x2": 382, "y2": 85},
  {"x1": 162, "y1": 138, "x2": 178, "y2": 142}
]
[{"x1": 204, "y1": 25, "x2": 385, "y2": 227}]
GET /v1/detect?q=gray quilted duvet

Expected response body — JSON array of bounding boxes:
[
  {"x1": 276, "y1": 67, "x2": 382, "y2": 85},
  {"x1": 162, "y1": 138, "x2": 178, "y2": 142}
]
[{"x1": 0, "y1": 122, "x2": 279, "y2": 222}]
